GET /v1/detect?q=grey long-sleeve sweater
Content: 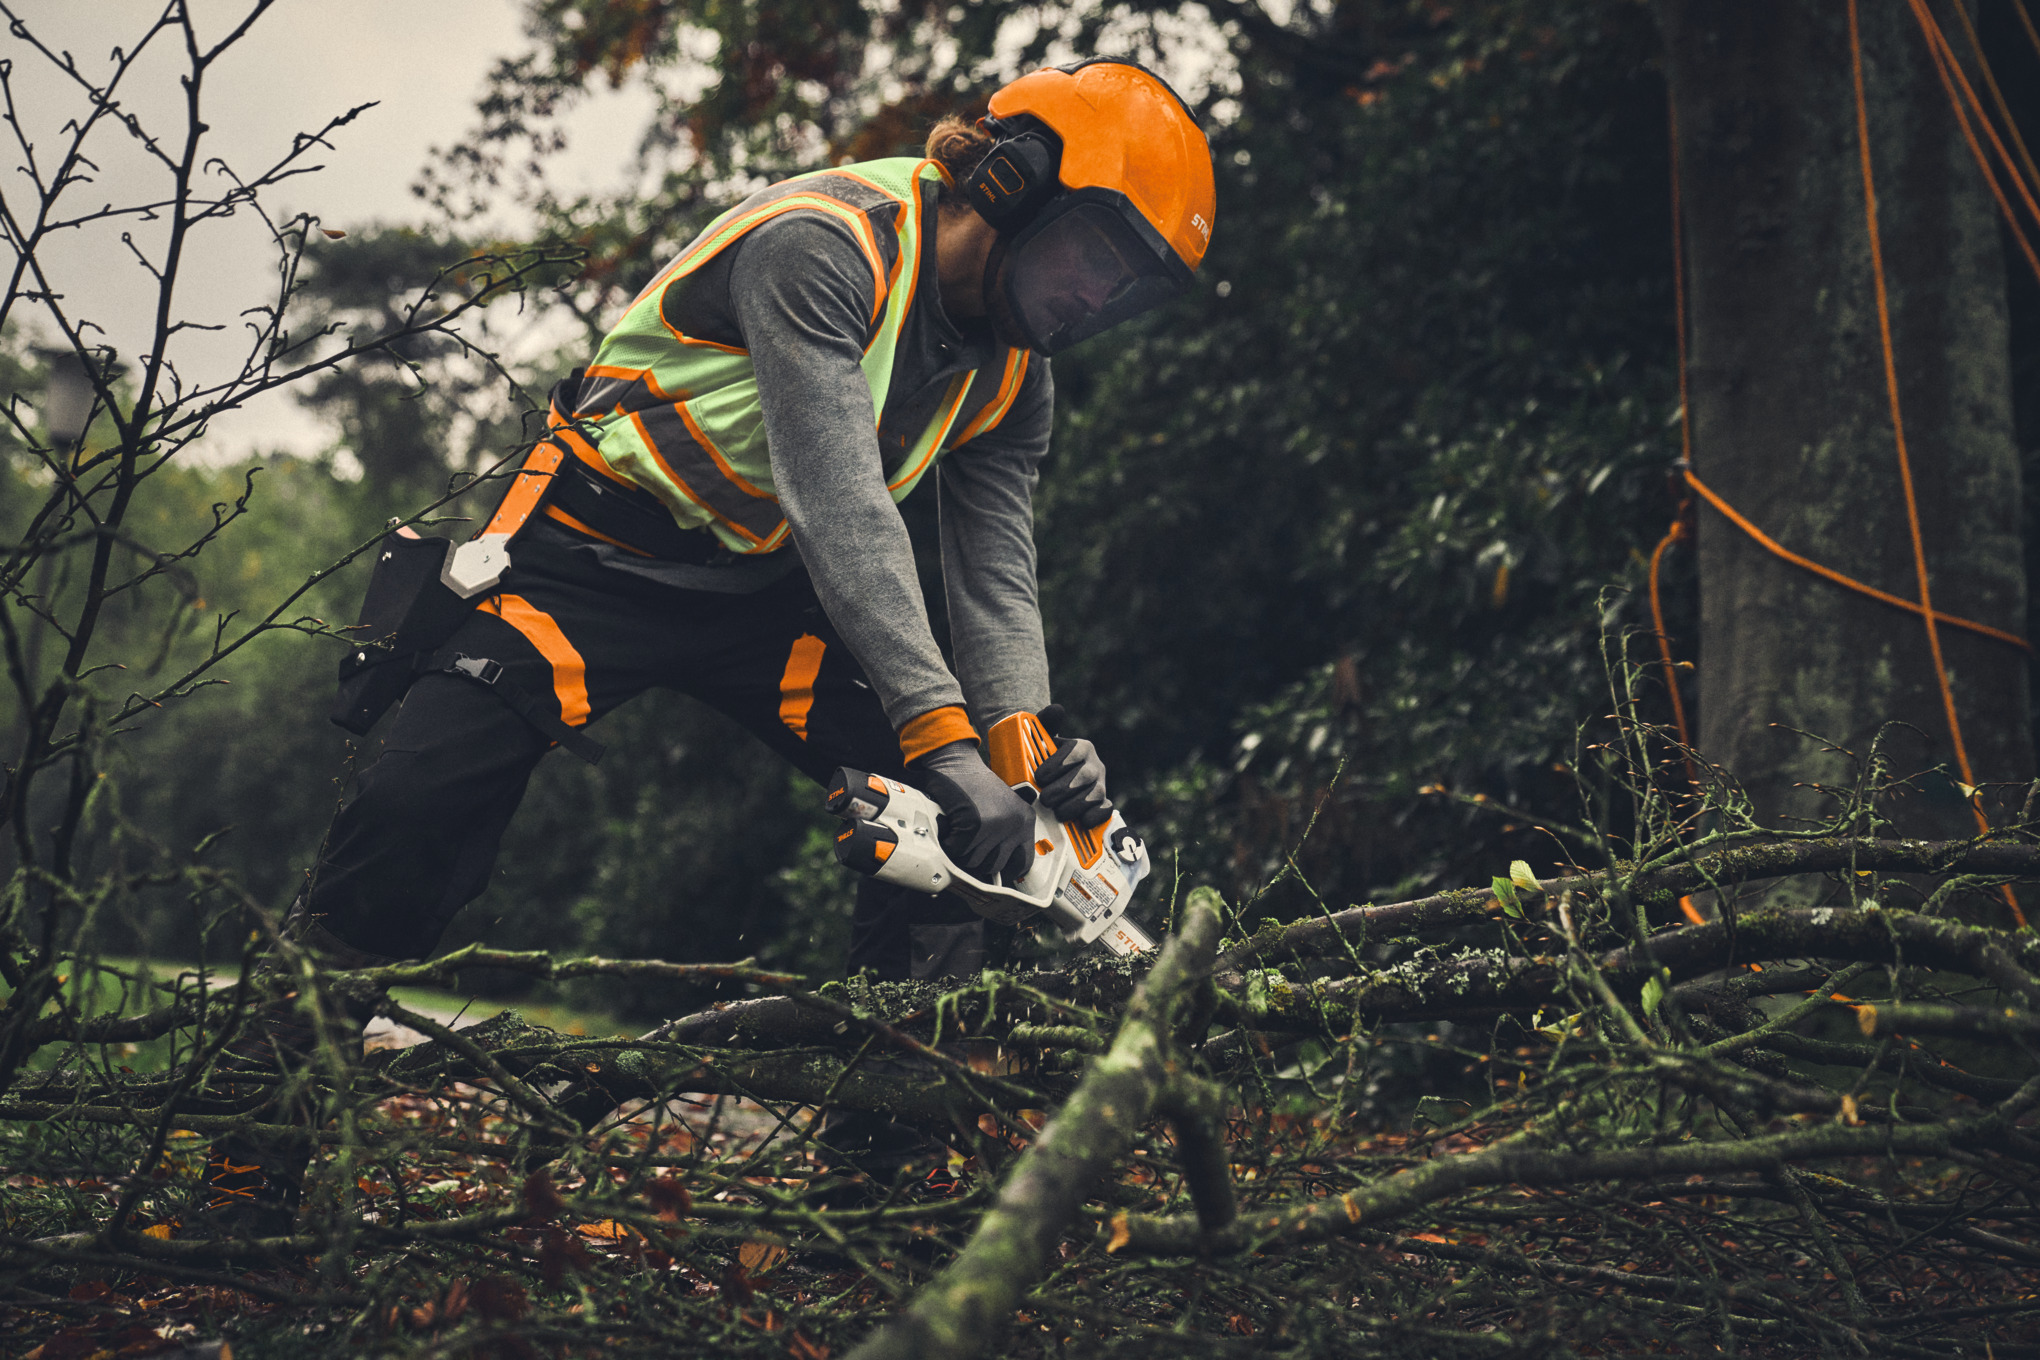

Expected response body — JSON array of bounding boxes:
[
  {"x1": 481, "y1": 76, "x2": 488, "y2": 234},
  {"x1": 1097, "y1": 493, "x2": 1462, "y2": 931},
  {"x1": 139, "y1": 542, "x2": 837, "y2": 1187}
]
[{"x1": 658, "y1": 205, "x2": 1054, "y2": 731}]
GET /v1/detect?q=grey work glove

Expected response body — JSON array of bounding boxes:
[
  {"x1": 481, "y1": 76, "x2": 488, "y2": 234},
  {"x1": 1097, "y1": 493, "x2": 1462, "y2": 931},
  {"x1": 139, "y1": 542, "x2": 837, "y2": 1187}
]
[
  {"x1": 912, "y1": 738, "x2": 1037, "y2": 886},
  {"x1": 1033, "y1": 706, "x2": 1114, "y2": 829}
]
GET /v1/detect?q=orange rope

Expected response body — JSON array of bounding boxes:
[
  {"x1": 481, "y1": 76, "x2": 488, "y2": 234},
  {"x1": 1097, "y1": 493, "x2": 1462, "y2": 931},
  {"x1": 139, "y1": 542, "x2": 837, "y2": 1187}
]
[
  {"x1": 1658, "y1": 104, "x2": 1700, "y2": 749},
  {"x1": 1659, "y1": 101, "x2": 1706, "y2": 929},
  {"x1": 1648, "y1": 523, "x2": 1707, "y2": 930},
  {"x1": 1668, "y1": 108, "x2": 1694, "y2": 480},
  {"x1": 1680, "y1": 470, "x2": 2030, "y2": 653},
  {"x1": 1904, "y1": 0, "x2": 2040, "y2": 286},
  {"x1": 1851, "y1": 0, "x2": 2024, "y2": 926},
  {"x1": 1913, "y1": 0, "x2": 2040, "y2": 226},
  {"x1": 2019, "y1": 0, "x2": 2040, "y2": 64},
  {"x1": 1647, "y1": 522, "x2": 1697, "y2": 756},
  {"x1": 1854, "y1": 0, "x2": 1975, "y2": 791},
  {"x1": 1942, "y1": 0, "x2": 2040, "y2": 206}
]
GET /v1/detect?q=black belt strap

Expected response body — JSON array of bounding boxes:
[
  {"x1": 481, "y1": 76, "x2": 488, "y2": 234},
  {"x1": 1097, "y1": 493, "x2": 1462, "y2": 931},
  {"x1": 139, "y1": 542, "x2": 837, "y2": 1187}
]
[
  {"x1": 547, "y1": 457, "x2": 745, "y2": 564},
  {"x1": 434, "y1": 651, "x2": 607, "y2": 765}
]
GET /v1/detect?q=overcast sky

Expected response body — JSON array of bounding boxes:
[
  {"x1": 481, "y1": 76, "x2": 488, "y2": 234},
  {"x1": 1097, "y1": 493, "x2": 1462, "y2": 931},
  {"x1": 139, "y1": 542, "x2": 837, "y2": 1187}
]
[{"x1": 5, "y1": 0, "x2": 654, "y2": 458}]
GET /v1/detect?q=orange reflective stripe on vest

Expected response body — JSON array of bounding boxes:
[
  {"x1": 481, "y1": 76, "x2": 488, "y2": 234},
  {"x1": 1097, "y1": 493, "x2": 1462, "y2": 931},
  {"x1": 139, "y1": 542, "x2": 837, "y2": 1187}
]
[
  {"x1": 575, "y1": 365, "x2": 686, "y2": 421},
  {"x1": 890, "y1": 373, "x2": 975, "y2": 494},
  {"x1": 625, "y1": 406, "x2": 788, "y2": 549},
  {"x1": 949, "y1": 349, "x2": 1032, "y2": 449}
]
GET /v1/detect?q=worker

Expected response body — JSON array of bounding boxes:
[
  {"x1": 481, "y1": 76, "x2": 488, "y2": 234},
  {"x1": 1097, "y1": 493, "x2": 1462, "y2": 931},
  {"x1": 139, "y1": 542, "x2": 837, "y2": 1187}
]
[{"x1": 195, "y1": 56, "x2": 1216, "y2": 1236}]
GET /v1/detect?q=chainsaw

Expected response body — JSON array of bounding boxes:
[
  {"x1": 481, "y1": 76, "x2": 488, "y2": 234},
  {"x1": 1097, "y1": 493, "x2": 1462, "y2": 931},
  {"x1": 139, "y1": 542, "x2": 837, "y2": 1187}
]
[{"x1": 824, "y1": 711, "x2": 1156, "y2": 958}]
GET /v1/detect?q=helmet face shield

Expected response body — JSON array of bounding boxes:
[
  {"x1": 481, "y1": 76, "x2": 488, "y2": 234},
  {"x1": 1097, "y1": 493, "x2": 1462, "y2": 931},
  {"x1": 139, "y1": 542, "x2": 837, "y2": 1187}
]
[{"x1": 999, "y1": 196, "x2": 1188, "y2": 354}]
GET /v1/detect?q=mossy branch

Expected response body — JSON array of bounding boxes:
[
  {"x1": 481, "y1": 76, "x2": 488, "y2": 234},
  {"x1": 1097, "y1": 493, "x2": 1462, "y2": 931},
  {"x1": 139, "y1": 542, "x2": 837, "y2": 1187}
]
[
  {"x1": 1215, "y1": 835, "x2": 2040, "y2": 975},
  {"x1": 844, "y1": 887, "x2": 1227, "y2": 1360}
]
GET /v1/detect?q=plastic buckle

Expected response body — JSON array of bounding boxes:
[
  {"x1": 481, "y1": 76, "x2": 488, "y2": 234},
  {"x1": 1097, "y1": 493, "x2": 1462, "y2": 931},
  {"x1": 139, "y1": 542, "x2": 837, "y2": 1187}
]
[{"x1": 451, "y1": 655, "x2": 504, "y2": 685}]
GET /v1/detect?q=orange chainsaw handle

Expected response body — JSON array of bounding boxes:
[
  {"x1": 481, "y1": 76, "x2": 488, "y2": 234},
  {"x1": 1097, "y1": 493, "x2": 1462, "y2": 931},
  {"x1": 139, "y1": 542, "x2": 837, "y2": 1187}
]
[
  {"x1": 985, "y1": 710, "x2": 1058, "y2": 788},
  {"x1": 984, "y1": 708, "x2": 1108, "y2": 871}
]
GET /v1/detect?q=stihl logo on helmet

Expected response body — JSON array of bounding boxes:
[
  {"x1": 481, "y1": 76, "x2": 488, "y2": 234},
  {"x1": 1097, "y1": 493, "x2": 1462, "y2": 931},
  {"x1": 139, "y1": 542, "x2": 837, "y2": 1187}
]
[{"x1": 962, "y1": 57, "x2": 1218, "y2": 355}]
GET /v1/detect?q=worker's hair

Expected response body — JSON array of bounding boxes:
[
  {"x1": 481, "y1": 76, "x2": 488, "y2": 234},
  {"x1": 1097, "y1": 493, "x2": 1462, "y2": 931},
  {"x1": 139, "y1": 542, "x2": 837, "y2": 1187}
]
[{"x1": 925, "y1": 115, "x2": 995, "y2": 203}]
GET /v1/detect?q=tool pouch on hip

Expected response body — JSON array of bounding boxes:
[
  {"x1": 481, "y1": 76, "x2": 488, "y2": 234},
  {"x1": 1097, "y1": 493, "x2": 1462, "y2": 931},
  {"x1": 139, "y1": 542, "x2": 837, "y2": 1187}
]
[
  {"x1": 330, "y1": 389, "x2": 579, "y2": 741},
  {"x1": 329, "y1": 533, "x2": 481, "y2": 736}
]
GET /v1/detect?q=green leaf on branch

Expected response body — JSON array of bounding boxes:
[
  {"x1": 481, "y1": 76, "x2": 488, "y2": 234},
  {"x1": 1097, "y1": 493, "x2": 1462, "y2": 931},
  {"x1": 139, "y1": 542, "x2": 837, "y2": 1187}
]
[{"x1": 1492, "y1": 876, "x2": 1523, "y2": 918}]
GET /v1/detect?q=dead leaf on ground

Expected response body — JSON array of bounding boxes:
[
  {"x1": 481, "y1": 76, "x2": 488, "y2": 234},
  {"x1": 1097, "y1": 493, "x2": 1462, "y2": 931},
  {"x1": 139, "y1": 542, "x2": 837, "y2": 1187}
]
[
  {"x1": 409, "y1": 1278, "x2": 470, "y2": 1330},
  {"x1": 470, "y1": 1275, "x2": 528, "y2": 1323},
  {"x1": 739, "y1": 1240, "x2": 788, "y2": 1275},
  {"x1": 647, "y1": 1175, "x2": 691, "y2": 1220},
  {"x1": 522, "y1": 1169, "x2": 565, "y2": 1221}
]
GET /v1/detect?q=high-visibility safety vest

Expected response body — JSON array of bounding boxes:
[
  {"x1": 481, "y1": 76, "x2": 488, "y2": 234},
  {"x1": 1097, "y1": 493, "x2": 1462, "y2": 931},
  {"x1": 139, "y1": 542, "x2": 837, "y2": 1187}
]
[{"x1": 560, "y1": 157, "x2": 1033, "y2": 556}]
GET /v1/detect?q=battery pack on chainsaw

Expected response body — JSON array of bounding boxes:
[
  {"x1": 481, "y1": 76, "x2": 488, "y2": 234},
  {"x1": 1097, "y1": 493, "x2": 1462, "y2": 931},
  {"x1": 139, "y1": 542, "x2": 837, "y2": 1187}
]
[{"x1": 329, "y1": 531, "x2": 506, "y2": 736}]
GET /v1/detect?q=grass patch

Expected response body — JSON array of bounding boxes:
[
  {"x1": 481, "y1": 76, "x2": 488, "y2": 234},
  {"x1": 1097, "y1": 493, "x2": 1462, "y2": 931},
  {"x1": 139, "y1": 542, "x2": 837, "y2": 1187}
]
[{"x1": 0, "y1": 956, "x2": 630, "y2": 1074}]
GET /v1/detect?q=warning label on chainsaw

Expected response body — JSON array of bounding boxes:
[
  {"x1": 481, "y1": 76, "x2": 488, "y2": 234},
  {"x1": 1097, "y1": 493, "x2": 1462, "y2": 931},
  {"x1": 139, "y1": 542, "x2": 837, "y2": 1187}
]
[{"x1": 1059, "y1": 868, "x2": 1121, "y2": 923}]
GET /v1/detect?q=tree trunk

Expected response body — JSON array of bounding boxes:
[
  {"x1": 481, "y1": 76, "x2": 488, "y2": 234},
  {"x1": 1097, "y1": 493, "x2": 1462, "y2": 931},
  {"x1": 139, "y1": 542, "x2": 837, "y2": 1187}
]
[{"x1": 1658, "y1": 0, "x2": 2029, "y2": 853}]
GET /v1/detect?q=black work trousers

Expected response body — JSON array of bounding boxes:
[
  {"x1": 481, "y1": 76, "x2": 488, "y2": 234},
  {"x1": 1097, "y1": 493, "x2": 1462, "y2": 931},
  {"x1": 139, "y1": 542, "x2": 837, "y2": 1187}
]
[{"x1": 306, "y1": 523, "x2": 989, "y2": 981}]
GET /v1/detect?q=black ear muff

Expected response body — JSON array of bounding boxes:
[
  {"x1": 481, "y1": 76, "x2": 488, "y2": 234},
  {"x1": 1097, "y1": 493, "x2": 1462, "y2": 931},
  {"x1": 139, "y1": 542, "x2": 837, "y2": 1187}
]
[{"x1": 962, "y1": 126, "x2": 1062, "y2": 230}]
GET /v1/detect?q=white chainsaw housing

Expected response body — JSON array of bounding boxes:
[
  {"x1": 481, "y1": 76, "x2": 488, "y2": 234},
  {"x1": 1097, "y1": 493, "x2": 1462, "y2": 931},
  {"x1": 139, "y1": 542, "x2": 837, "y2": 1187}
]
[{"x1": 828, "y1": 771, "x2": 1155, "y2": 957}]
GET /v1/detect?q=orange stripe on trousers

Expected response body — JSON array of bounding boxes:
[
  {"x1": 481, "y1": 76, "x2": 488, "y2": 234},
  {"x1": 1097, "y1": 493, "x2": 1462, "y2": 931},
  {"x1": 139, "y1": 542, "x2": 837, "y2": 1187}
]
[
  {"x1": 778, "y1": 634, "x2": 827, "y2": 740},
  {"x1": 479, "y1": 594, "x2": 591, "y2": 727}
]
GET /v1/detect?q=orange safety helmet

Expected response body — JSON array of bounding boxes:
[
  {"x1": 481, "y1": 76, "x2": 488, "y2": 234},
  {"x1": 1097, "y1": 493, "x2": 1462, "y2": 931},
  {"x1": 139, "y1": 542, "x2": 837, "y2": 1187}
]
[{"x1": 961, "y1": 58, "x2": 1216, "y2": 355}]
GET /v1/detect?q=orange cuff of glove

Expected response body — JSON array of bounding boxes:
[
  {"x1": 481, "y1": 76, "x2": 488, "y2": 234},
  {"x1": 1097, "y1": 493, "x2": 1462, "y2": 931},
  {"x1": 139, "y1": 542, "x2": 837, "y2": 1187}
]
[{"x1": 899, "y1": 705, "x2": 979, "y2": 764}]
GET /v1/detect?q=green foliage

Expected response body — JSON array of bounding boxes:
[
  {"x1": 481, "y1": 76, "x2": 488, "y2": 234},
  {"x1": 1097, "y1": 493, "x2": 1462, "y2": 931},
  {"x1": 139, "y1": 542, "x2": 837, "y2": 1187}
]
[
  {"x1": 1491, "y1": 876, "x2": 1522, "y2": 918},
  {"x1": 90, "y1": 459, "x2": 379, "y2": 945},
  {"x1": 1036, "y1": 0, "x2": 1680, "y2": 917}
]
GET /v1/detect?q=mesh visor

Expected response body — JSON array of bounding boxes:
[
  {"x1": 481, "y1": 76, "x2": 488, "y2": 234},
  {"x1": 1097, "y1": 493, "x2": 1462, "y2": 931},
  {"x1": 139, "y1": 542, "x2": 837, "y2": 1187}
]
[{"x1": 1004, "y1": 202, "x2": 1184, "y2": 354}]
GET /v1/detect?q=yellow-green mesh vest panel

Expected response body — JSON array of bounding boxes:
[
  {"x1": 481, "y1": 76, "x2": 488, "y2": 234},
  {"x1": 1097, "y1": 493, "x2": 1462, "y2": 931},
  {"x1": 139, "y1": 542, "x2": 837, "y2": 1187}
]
[{"x1": 570, "y1": 158, "x2": 1029, "y2": 555}]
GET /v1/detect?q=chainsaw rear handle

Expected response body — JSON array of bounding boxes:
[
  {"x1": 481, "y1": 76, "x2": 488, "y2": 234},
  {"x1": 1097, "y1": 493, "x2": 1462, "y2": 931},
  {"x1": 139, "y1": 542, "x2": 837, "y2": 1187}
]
[
  {"x1": 825, "y1": 765, "x2": 1051, "y2": 903},
  {"x1": 826, "y1": 767, "x2": 1057, "y2": 922},
  {"x1": 823, "y1": 764, "x2": 1156, "y2": 956}
]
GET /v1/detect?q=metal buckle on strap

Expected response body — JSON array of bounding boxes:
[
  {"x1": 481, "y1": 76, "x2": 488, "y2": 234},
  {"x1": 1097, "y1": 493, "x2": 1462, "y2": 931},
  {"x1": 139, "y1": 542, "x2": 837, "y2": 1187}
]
[
  {"x1": 449, "y1": 654, "x2": 504, "y2": 685},
  {"x1": 436, "y1": 650, "x2": 607, "y2": 766}
]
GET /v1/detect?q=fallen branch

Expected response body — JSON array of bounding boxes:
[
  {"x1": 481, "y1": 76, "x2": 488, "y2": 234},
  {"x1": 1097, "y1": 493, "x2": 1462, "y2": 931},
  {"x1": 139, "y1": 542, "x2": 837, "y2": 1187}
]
[
  {"x1": 1217, "y1": 905, "x2": 2040, "y2": 1035},
  {"x1": 1852, "y1": 1002, "x2": 2040, "y2": 1042},
  {"x1": 1116, "y1": 1088, "x2": 2039, "y2": 1257},
  {"x1": 1216, "y1": 835, "x2": 2040, "y2": 975}
]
